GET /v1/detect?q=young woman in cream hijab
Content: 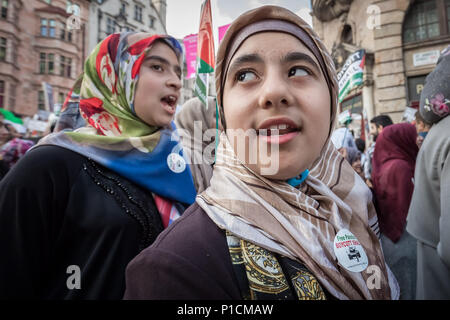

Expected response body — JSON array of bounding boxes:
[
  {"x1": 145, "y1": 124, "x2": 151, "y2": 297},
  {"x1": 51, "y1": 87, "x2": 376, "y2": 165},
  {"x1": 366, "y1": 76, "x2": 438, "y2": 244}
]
[{"x1": 124, "y1": 6, "x2": 399, "y2": 300}]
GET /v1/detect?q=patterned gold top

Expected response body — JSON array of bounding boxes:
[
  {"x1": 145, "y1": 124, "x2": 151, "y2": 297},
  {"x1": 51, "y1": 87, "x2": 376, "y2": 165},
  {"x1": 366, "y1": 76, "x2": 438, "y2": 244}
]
[{"x1": 227, "y1": 232, "x2": 327, "y2": 300}]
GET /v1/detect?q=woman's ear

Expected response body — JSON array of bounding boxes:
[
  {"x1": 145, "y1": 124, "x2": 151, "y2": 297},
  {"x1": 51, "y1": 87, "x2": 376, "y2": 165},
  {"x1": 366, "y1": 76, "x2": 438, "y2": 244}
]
[{"x1": 218, "y1": 104, "x2": 226, "y2": 131}]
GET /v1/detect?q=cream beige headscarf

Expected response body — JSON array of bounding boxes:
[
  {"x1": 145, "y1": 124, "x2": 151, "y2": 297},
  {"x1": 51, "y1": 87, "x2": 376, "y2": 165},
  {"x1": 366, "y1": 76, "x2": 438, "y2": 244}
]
[
  {"x1": 197, "y1": 5, "x2": 399, "y2": 299},
  {"x1": 175, "y1": 97, "x2": 217, "y2": 193}
]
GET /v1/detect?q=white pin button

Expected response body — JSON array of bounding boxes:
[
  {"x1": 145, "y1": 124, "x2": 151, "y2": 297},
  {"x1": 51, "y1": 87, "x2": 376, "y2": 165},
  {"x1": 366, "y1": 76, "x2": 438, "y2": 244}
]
[
  {"x1": 333, "y1": 229, "x2": 368, "y2": 273},
  {"x1": 167, "y1": 153, "x2": 186, "y2": 173}
]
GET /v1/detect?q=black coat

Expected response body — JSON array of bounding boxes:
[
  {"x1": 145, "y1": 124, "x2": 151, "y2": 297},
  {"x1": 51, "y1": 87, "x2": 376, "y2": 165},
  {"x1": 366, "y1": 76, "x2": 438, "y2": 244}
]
[{"x1": 0, "y1": 145, "x2": 166, "y2": 299}]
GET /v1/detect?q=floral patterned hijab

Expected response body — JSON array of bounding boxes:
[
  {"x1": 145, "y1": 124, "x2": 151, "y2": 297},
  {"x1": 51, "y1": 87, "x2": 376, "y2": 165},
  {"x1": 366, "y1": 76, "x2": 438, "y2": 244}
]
[
  {"x1": 39, "y1": 32, "x2": 196, "y2": 205},
  {"x1": 420, "y1": 45, "x2": 450, "y2": 124}
]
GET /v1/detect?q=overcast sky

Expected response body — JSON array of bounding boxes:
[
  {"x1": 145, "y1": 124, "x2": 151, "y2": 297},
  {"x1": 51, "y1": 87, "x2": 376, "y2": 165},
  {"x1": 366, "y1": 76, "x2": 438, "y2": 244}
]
[{"x1": 166, "y1": 0, "x2": 312, "y2": 43}]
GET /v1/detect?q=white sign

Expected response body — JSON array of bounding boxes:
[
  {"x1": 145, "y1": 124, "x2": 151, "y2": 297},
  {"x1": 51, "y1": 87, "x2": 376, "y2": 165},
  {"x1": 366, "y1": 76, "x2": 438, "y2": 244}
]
[
  {"x1": 333, "y1": 229, "x2": 368, "y2": 273},
  {"x1": 26, "y1": 119, "x2": 48, "y2": 132},
  {"x1": 402, "y1": 106, "x2": 417, "y2": 123},
  {"x1": 413, "y1": 50, "x2": 440, "y2": 67},
  {"x1": 338, "y1": 110, "x2": 351, "y2": 124}
]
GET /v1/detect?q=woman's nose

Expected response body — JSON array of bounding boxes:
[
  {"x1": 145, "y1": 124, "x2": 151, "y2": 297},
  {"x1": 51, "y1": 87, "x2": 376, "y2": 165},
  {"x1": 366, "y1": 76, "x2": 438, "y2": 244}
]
[
  {"x1": 167, "y1": 74, "x2": 182, "y2": 91},
  {"x1": 257, "y1": 74, "x2": 292, "y2": 109}
]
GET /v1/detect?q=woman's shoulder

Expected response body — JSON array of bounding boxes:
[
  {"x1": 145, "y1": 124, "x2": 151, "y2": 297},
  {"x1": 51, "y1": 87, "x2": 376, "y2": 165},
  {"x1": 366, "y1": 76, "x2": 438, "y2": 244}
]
[
  {"x1": 1, "y1": 145, "x2": 87, "y2": 188},
  {"x1": 124, "y1": 202, "x2": 241, "y2": 299},
  {"x1": 25, "y1": 145, "x2": 86, "y2": 166},
  {"x1": 150, "y1": 202, "x2": 227, "y2": 255}
]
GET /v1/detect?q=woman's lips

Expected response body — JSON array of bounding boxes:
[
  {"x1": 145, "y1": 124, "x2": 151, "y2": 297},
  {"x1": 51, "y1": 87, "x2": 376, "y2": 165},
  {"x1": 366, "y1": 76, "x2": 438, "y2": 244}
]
[
  {"x1": 161, "y1": 98, "x2": 177, "y2": 115},
  {"x1": 258, "y1": 131, "x2": 299, "y2": 144}
]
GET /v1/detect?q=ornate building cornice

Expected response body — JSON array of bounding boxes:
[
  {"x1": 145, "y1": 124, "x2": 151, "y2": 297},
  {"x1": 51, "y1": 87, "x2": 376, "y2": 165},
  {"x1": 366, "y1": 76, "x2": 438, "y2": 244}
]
[{"x1": 311, "y1": 0, "x2": 353, "y2": 22}]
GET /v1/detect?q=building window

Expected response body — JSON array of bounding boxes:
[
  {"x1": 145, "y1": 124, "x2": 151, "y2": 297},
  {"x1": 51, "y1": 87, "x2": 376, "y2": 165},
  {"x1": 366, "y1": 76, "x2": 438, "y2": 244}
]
[
  {"x1": 341, "y1": 24, "x2": 353, "y2": 44},
  {"x1": 60, "y1": 56, "x2": 66, "y2": 76},
  {"x1": 58, "y1": 92, "x2": 65, "y2": 104},
  {"x1": 39, "y1": 53, "x2": 46, "y2": 74},
  {"x1": 0, "y1": 80, "x2": 4, "y2": 108},
  {"x1": 60, "y1": 22, "x2": 66, "y2": 40},
  {"x1": 447, "y1": 0, "x2": 450, "y2": 30},
  {"x1": 120, "y1": 2, "x2": 126, "y2": 15},
  {"x1": 8, "y1": 83, "x2": 15, "y2": 109},
  {"x1": 134, "y1": 5, "x2": 142, "y2": 22},
  {"x1": 49, "y1": 19, "x2": 56, "y2": 37},
  {"x1": 67, "y1": 1, "x2": 80, "y2": 16},
  {"x1": 149, "y1": 16, "x2": 155, "y2": 29},
  {"x1": 66, "y1": 58, "x2": 72, "y2": 78},
  {"x1": 48, "y1": 53, "x2": 54, "y2": 74},
  {"x1": 40, "y1": 19, "x2": 48, "y2": 36},
  {"x1": 11, "y1": 40, "x2": 16, "y2": 65},
  {"x1": 403, "y1": 0, "x2": 450, "y2": 43},
  {"x1": 1, "y1": 0, "x2": 7, "y2": 20},
  {"x1": 38, "y1": 90, "x2": 45, "y2": 110},
  {"x1": 39, "y1": 53, "x2": 55, "y2": 74},
  {"x1": 106, "y1": 17, "x2": 116, "y2": 35},
  {"x1": 0, "y1": 37, "x2": 6, "y2": 62},
  {"x1": 60, "y1": 23, "x2": 73, "y2": 42},
  {"x1": 40, "y1": 19, "x2": 56, "y2": 37}
]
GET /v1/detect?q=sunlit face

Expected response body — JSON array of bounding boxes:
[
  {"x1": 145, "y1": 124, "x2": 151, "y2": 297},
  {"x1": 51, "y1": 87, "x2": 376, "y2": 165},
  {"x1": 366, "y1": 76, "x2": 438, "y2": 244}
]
[
  {"x1": 222, "y1": 32, "x2": 331, "y2": 180},
  {"x1": 415, "y1": 120, "x2": 429, "y2": 133},
  {"x1": 369, "y1": 123, "x2": 378, "y2": 138},
  {"x1": 134, "y1": 41, "x2": 182, "y2": 127}
]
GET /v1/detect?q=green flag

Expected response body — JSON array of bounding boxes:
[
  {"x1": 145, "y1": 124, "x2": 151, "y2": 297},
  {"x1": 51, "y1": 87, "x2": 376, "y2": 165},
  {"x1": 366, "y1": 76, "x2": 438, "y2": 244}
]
[{"x1": 194, "y1": 0, "x2": 215, "y2": 107}]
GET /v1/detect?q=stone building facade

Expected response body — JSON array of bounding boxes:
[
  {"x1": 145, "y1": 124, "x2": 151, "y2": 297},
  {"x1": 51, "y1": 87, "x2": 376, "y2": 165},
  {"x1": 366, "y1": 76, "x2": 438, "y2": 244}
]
[
  {"x1": 312, "y1": 0, "x2": 450, "y2": 123},
  {"x1": 0, "y1": 0, "x2": 90, "y2": 116},
  {"x1": 87, "y1": 0, "x2": 166, "y2": 54},
  {"x1": 0, "y1": 0, "x2": 167, "y2": 117}
]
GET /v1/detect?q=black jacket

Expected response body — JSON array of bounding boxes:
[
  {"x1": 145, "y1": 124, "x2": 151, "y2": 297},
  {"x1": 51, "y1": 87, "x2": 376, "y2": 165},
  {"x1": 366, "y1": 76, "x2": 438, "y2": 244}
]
[{"x1": 0, "y1": 145, "x2": 165, "y2": 299}]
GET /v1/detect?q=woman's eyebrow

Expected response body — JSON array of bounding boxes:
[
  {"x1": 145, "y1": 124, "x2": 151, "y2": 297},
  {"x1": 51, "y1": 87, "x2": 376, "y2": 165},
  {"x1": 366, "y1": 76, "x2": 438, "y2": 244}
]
[
  {"x1": 283, "y1": 52, "x2": 320, "y2": 72},
  {"x1": 228, "y1": 53, "x2": 263, "y2": 74},
  {"x1": 145, "y1": 55, "x2": 182, "y2": 76}
]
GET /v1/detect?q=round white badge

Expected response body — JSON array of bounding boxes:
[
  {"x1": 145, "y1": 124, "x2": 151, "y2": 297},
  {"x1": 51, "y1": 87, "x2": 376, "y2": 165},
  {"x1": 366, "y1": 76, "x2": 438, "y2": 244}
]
[
  {"x1": 167, "y1": 153, "x2": 186, "y2": 173},
  {"x1": 333, "y1": 229, "x2": 368, "y2": 273}
]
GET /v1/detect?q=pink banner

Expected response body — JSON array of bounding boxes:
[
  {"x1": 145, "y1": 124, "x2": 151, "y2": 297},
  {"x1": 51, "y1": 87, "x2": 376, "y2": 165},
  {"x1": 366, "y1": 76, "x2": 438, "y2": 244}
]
[
  {"x1": 218, "y1": 24, "x2": 231, "y2": 43},
  {"x1": 183, "y1": 34, "x2": 198, "y2": 79}
]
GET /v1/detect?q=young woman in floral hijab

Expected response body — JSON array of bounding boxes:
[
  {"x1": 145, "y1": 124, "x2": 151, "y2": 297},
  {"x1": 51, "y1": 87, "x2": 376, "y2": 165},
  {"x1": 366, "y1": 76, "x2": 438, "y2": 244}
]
[
  {"x1": 124, "y1": 6, "x2": 398, "y2": 300},
  {"x1": 0, "y1": 32, "x2": 196, "y2": 299}
]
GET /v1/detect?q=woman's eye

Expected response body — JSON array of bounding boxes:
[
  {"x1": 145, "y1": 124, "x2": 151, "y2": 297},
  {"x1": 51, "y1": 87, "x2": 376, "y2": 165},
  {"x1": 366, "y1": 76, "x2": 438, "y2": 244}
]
[
  {"x1": 236, "y1": 70, "x2": 257, "y2": 82},
  {"x1": 289, "y1": 67, "x2": 309, "y2": 77},
  {"x1": 151, "y1": 64, "x2": 163, "y2": 72}
]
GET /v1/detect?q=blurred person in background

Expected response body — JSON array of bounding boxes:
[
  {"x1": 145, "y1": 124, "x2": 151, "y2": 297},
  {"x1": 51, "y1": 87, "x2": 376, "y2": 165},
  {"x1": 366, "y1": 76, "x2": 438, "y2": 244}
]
[
  {"x1": 330, "y1": 125, "x2": 358, "y2": 164},
  {"x1": 0, "y1": 115, "x2": 10, "y2": 147},
  {"x1": 0, "y1": 135, "x2": 35, "y2": 170},
  {"x1": 175, "y1": 96, "x2": 218, "y2": 193},
  {"x1": 355, "y1": 137, "x2": 366, "y2": 168},
  {"x1": 371, "y1": 122, "x2": 418, "y2": 299},
  {"x1": 407, "y1": 45, "x2": 450, "y2": 300},
  {"x1": 364, "y1": 115, "x2": 393, "y2": 188},
  {"x1": 414, "y1": 110, "x2": 431, "y2": 149},
  {"x1": 0, "y1": 116, "x2": 11, "y2": 179},
  {"x1": 54, "y1": 77, "x2": 86, "y2": 133}
]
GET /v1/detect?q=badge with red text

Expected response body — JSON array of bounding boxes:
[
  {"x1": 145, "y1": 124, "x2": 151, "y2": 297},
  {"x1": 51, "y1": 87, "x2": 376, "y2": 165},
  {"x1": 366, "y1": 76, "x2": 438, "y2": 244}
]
[
  {"x1": 167, "y1": 153, "x2": 186, "y2": 174},
  {"x1": 333, "y1": 229, "x2": 368, "y2": 273}
]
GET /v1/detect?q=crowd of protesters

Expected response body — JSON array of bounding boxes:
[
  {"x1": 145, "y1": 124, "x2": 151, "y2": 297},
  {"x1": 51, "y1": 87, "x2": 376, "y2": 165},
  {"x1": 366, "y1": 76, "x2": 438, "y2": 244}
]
[{"x1": 0, "y1": 5, "x2": 449, "y2": 300}]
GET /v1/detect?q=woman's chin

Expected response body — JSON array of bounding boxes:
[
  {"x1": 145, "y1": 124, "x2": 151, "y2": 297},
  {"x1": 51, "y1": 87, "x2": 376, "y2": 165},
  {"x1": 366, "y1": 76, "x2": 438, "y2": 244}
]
[{"x1": 256, "y1": 164, "x2": 308, "y2": 181}]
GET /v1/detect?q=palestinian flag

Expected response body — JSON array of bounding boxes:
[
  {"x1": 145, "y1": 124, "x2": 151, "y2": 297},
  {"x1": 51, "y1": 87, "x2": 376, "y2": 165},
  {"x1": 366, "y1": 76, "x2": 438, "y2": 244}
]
[
  {"x1": 337, "y1": 49, "x2": 365, "y2": 103},
  {"x1": 194, "y1": 0, "x2": 215, "y2": 107}
]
